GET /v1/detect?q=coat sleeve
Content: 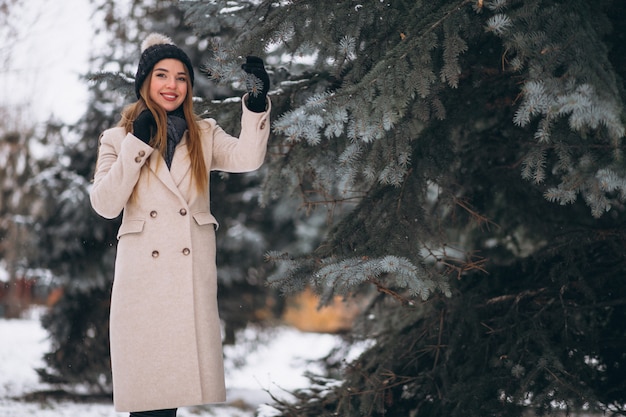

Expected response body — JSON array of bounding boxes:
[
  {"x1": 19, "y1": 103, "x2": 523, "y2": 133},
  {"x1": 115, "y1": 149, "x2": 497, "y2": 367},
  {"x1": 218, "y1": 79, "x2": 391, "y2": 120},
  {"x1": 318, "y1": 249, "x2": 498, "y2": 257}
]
[
  {"x1": 90, "y1": 128, "x2": 155, "y2": 219},
  {"x1": 209, "y1": 95, "x2": 271, "y2": 173}
]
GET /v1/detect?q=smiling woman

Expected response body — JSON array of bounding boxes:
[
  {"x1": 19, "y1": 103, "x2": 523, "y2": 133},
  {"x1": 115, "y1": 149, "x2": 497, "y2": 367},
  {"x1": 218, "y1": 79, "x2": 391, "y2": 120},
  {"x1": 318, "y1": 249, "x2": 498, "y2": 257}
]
[
  {"x1": 89, "y1": 32, "x2": 271, "y2": 417},
  {"x1": 148, "y1": 60, "x2": 188, "y2": 112},
  {"x1": 0, "y1": 0, "x2": 92, "y2": 123}
]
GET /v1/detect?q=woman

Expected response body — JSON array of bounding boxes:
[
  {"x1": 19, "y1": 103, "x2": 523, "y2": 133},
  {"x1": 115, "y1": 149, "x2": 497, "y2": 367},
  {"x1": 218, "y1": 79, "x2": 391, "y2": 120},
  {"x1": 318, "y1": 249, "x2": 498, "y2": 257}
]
[{"x1": 89, "y1": 33, "x2": 271, "y2": 417}]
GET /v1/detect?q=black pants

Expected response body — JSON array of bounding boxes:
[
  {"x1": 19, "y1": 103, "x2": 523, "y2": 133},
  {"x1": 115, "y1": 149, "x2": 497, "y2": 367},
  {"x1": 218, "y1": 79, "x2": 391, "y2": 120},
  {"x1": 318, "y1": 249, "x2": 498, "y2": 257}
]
[{"x1": 129, "y1": 409, "x2": 177, "y2": 417}]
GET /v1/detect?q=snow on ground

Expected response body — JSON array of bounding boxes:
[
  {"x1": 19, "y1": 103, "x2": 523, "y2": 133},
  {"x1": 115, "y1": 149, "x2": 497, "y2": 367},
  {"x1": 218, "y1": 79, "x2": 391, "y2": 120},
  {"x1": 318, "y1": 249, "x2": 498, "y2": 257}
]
[{"x1": 0, "y1": 310, "x2": 342, "y2": 417}]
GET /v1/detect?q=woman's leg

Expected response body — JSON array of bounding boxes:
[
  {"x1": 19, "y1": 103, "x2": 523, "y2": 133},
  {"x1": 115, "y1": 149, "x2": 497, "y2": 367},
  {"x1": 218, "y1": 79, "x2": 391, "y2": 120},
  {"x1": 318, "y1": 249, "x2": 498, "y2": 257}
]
[{"x1": 129, "y1": 408, "x2": 177, "y2": 417}]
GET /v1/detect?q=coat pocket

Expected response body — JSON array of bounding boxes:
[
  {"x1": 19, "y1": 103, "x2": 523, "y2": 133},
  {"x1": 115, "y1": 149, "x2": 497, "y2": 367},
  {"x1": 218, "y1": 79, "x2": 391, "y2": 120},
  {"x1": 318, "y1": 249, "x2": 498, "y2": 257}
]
[
  {"x1": 116, "y1": 219, "x2": 145, "y2": 240},
  {"x1": 192, "y1": 211, "x2": 219, "y2": 230}
]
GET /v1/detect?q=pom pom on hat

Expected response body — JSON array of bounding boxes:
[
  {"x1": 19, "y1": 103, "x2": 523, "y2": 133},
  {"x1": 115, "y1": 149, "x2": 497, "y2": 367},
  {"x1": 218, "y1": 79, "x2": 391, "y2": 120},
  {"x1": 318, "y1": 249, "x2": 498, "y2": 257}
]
[
  {"x1": 141, "y1": 33, "x2": 174, "y2": 52},
  {"x1": 134, "y1": 32, "x2": 195, "y2": 99}
]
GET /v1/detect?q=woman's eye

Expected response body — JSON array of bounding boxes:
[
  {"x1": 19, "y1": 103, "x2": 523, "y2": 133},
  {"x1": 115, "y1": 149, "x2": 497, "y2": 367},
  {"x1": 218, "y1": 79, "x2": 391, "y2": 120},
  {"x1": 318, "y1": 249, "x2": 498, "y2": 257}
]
[{"x1": 178, "y1": 77, "x2": 186, "y2": 82}]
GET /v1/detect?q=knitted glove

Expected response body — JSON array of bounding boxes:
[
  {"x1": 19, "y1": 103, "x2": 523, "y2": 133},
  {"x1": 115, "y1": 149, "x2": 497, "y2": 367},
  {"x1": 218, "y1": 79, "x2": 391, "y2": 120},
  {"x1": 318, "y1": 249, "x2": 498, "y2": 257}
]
[
  {"x1": 241, "y1": 56, "x2": 269, "y2": 113},
  {"x1": 132, "y1": 110, "x2": 156, "y2": 144}
]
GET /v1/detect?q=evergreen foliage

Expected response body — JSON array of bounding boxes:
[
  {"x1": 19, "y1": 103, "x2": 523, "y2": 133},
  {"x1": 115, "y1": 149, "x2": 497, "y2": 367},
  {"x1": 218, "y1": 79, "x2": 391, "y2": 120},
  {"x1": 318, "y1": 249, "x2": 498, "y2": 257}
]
[
  {"x1": 23, "y1": 122, "x2": 117, "y2": 390},
  {"x1": 180, "y1": 0, "x2": 626, "y2": 415}
]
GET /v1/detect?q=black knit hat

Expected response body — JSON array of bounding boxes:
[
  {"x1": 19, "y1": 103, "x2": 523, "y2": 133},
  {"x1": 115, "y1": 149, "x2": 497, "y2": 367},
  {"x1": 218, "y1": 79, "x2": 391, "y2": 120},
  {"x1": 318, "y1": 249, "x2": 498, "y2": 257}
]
[{"x1": 134, "y1": 33, "x2": 195, "y2": 99}]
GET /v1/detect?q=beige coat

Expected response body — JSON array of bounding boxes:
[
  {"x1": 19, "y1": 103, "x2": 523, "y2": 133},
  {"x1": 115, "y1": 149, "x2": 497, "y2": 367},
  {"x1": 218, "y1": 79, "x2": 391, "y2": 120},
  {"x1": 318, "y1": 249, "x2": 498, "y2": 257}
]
[{"x1": 90, "y1": 99, "x2": 270, "y2": 412}]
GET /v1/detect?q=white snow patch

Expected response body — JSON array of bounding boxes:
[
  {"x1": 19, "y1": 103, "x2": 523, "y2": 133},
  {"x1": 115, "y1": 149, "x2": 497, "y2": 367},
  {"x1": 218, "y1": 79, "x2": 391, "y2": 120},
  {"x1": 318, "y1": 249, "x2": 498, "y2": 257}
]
[{"x1": 0, "y1": 311, "x2": 343, "y2": 417}]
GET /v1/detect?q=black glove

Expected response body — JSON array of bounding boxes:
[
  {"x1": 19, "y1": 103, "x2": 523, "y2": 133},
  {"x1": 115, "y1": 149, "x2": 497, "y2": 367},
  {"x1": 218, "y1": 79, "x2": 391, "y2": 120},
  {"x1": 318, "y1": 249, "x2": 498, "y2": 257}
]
[
  {"x1": 132, "y1": 110, "x2": 156, "y2": 144},
  {"x1": 241, "y1": 56, "x2": 269, "y2": 113}
]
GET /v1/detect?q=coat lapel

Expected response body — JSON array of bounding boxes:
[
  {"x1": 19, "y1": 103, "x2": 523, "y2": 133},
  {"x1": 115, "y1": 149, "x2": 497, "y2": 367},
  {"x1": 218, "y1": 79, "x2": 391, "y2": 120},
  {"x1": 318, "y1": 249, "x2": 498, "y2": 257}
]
[{"x1": 147, "y1": 135, "x2": 192, "y2": 201}]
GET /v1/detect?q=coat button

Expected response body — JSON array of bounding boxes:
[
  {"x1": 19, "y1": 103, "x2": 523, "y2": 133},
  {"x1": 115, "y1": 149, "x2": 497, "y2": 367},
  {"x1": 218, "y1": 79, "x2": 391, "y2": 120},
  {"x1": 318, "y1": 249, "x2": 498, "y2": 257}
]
[
  {"x1": 150, "y1": 210, "x2": 158, "y2": 218},
  {"x1": 260, "y1": 120, "x2": 266, "y2": 130},
  {"x1": 179, "y1": 208, "x2": 187, "y2": 216},
  {"x1": 152, "y1": 250, "x2": 159, "y2": 258},
  {"x1": 182, "y1": 248, "x2": 190, "y2": 256},
  {"x1": 135, "y1": 150, "x2": 146, "y2": 163}
]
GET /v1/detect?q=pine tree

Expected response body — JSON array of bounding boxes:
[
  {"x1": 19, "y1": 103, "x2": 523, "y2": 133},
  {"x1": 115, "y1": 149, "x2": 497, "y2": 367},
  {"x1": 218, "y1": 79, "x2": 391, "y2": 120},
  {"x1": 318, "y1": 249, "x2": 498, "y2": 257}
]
[{"x1": 180, "y1": 0, "x2": 626, "y2": 415}]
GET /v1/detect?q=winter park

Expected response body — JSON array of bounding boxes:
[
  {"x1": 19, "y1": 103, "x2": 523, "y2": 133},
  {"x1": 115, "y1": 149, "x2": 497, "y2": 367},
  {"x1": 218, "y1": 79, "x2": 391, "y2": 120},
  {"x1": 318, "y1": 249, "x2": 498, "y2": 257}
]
[{"x1": 2, "y1": 1, "x2": 626, "y2": 416}]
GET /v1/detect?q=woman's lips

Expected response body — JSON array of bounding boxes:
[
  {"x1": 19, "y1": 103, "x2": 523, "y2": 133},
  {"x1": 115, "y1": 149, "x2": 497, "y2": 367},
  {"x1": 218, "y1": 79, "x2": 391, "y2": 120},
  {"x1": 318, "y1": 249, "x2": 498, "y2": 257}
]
[{"x1": 161, "y1": 92, "x2": 178, "y2": 101}]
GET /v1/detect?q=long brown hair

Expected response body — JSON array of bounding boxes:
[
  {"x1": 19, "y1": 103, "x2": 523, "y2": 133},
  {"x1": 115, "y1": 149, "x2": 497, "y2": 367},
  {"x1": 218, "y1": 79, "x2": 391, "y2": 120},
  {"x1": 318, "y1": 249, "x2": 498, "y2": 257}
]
[{"x1": 119, "y1": 69, "x2": 208, "y2": 193}]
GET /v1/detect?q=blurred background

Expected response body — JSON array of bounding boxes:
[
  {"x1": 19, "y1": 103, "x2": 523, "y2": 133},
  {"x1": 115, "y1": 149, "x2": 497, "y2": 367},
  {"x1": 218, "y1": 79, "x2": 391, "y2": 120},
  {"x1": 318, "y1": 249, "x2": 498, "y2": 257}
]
[
  {"x1": 1, "y1": 0, "x2": 91, "y2": 122},
  {"x1": 3, "y1": 1, "x2": 626, "y2": 417}
]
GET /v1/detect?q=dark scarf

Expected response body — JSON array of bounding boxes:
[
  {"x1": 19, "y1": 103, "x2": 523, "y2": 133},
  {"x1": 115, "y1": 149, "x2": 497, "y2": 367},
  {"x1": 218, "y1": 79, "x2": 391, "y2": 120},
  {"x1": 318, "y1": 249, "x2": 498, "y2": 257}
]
[{"x1": 165, "y1": 107, "x2": 188, "y2": 169}]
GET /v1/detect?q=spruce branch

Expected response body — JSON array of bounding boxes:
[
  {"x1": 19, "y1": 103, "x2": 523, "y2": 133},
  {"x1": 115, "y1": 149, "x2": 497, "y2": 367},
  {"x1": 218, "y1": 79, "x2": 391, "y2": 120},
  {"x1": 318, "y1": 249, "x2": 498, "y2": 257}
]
[
  {"x1": 486, "y1": 0, "x2": 508, "y2": 12},
  {"x1": 336, "y1": 0, "x2": 473, "y2": 101},
  {"x1": 369, "y1": 278, "x2": 413, "y2": 306},
  {"x1": 452, "y1": 195, "x2": 500, "y2": 231},
  {"x1": 487, "y1": 0, "x2": 625, "y2": 215},
  {"x1": 86, "y1": 71, "x2": 135, "y2": 96},
  {"x1": 485, "y1": 13, "x2": 512, "y2": 35}
]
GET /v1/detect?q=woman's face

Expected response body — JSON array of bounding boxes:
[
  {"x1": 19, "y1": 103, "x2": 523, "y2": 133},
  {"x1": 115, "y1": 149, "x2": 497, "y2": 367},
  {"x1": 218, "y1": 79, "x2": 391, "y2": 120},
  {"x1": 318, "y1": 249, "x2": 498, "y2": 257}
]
[{"x1": 148, "y1": 58, "x2": 188, "y2": 112}]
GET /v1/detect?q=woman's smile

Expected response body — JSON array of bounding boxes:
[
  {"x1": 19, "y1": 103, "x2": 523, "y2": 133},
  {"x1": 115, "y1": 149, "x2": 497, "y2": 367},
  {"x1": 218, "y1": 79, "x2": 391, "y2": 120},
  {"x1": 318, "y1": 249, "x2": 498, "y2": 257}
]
[{"x1": 161, "y1": 92, "x2": 179, "y2": 101}]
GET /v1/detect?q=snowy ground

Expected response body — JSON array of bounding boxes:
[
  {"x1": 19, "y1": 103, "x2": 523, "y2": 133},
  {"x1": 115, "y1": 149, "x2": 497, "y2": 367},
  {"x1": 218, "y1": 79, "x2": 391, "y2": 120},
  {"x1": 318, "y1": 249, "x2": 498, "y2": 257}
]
[{"x1": 0, "y1": 310, "x2": 343, "y2": 417}]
